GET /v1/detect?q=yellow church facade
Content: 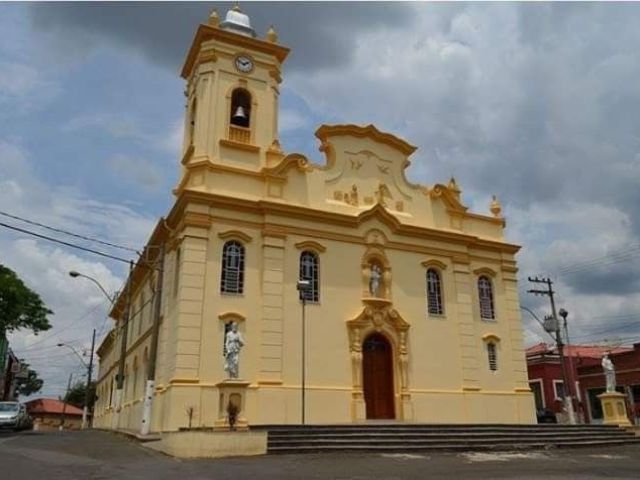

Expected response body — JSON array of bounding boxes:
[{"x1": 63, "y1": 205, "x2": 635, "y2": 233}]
[{"x1": 93, "y1": 8, "x2": 535, "y2": 433}]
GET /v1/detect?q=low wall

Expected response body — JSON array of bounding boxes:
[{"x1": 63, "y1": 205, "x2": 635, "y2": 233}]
[{"x1": 144, "y1": 430, "x2": 267, "y2": 458}]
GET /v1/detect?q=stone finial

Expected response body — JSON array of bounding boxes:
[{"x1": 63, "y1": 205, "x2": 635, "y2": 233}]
[
  {"x1": 208, "y1": 9, "x2": 220, "y2": 27},
  {"x1": 447, "y1": 176, "x2": 461, "y2": 200},
  {"x1": 490, "y1": 195, "x2": 502, "y2": 217},
  {"x1": 266, "y1": 25, "x2": 278, "y2": 43},
  {"x1": 268, "y1": 139, "x2": 283, "y2": 153}
]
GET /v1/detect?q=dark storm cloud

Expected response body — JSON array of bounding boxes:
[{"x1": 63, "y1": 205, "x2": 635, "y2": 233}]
[
  {"x1": 28, "y1": 1, "x2": 415, "y2": 72},
  {"x1": 562, "y1": 265, "x2": 640, "y2": 296}
]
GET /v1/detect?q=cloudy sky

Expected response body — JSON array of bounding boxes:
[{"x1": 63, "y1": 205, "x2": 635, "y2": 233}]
[{"x1": 1, "y1": 2, "x2": 639, "y2": 398}]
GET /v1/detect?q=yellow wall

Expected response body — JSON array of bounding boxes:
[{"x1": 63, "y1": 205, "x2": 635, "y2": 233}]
[{"x1": 94, "y1": 13, "x2": 535, "y2": 433}]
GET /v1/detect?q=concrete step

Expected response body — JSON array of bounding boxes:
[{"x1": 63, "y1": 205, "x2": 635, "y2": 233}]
[
  {"x1": 269, "y1": 433, "x2": 636, "y2": 443},
  {"x1": 268, "y1": 434, "x2": 637, "y2": 445},
  {"x1": 268, "y1": 429, "x2": 627, "y2": 438},
  {"x1": 268, "y1": 438, "x2": 640, "y2": 454},
  {"x1": 265, "y1": 424, "x2": 638, "y2": 454}
]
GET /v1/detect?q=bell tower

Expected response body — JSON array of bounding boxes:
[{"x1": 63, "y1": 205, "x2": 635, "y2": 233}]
[{"x1": 179, "y1": 6, "x2": 290, "y2": 179}]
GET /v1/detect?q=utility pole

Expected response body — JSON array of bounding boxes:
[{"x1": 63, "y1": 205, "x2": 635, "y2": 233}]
[
  {"x1": 113, "y1": 260, "x2": 134, "y2": 430},
  {"x1": 59, "y1": 372, "x2": 73, "y2": 431},
  {"x1": 527, "y1": 276, "x2": 576, "y2": 424},
  {"x1": 140, "y1": 246, "x2": 164, "y2": 436},
  {"x1": 82, "y1": 328, "x2": 96, "y2": 429}
]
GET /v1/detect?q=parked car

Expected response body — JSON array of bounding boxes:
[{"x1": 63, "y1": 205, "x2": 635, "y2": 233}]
[
  {"x1": 536, "y1": 408, "x2": 557, "y2": 424},
  {"x1": 0, "y1": 401, "x2": 32, "y2": 431}
]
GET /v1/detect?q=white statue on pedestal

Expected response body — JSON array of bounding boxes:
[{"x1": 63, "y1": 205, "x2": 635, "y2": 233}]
[
  {"x1": 369, "y1": 264, "x2": 382, "y2": 297},
  {"x1": 602, "y1": 353, "x2": 616, "y2": 393},
  {"x1": 224, "y1": 322, "x2": 245, "y2": 379}
]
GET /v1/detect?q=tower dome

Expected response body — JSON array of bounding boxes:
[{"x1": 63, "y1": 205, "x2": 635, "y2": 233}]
[{"x1": 220, "y1": 5, "x2": 256, "y2": 38}]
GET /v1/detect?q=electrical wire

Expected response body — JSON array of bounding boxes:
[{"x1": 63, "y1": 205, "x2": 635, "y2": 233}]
[
  {"x1": 556, "y1": 245, "x2": 640, "y2": 276},
  {"x1": 0, "y1": 210, "x2": 140, "y2": 253},
  {"x1": 13, "y1": 301, "x2": 108, "y2": 352},
  {"x1": 0, "y1": 221, "x2": 132, "y2": 264}
]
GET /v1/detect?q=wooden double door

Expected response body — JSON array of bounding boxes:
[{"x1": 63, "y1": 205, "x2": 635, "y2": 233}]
[{"x1": 362, "y1": 333, "x2": 395, "y2": 419}]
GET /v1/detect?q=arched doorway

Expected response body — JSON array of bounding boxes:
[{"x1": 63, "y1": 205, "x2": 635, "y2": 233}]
[{"x1": 362, "y1": 333, "x2": 395, "y2": 419}]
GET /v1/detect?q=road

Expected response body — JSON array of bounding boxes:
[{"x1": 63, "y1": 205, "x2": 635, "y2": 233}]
[{"x1": 2, "y1": 430, "x2": 640, "y2": 479}]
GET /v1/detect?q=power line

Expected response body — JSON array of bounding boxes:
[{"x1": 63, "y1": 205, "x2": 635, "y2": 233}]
[
  {"x1": 0, "y1": 210, "x2": 140, "y2": 253},
  {"x1": 14, "y1": 301, "x2": 108, "y2": 352},
  {"x1": 0, "y1": 221, "x2": 132, "y2": 265},
  {"x1": 557, "y1": 245, "x2": 640, "y2": 276}
]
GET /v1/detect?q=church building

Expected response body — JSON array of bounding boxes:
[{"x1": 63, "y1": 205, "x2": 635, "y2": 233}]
[{"x1": 94, "y1": 7, "x2": 535, "y2": 433}]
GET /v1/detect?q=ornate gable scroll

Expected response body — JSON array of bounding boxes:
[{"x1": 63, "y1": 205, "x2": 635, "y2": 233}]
[{"x1": 317, "y1": 124, "x2": 419, "y2": 212}]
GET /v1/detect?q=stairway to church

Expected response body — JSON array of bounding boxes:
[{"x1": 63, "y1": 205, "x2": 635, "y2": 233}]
[{"x1": 261, "y1": 424, "x2": 640, "y2": 454}]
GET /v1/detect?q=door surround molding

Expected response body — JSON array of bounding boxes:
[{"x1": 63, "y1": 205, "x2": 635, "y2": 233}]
[{"x1": 346, "y1": 299, "x2": 412, "y2": 421}]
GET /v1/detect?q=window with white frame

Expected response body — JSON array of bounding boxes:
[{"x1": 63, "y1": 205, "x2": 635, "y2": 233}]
[
  {"x1": 553, "y1": 380, "x2": 565, "y2": 400},
  {"x1": 221, "y1": 241, "x2": 245, "y2": 294},
  {"x1": 478, "y1": 276, "x2": 495, "y2": 320},
  {"x1": 426, "y1": 268, "x2": 444, "y2": 315},
  {"x1": 299, "y1": 251, "x2": 319, "y2": 302},
  {"x1": 487, "y1": 342, "x2": 498, "y2": 371}
]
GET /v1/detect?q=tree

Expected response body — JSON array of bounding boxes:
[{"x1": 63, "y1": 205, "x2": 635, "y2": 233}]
[
  {"x1": 64, "y1": 381, "x2": 96, "y2": 410},
  {"x1": 14, "y1": 363, "x2": 43, "y2": 397},
  {"x1": 0, "y1": 264, "x2": 53, "y2": 334}
]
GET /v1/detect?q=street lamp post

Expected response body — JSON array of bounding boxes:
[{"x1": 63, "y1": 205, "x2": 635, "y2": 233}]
[
  {"x1": 69, "y1": 271, "x2": 116, "y2": 304},
  {"x1": 68, "y1": 268, "x2": 124, "y2": 429},
  {"x1": 58, "y1": 328, "x2": 96, "y2": 429},
  {"x1": 296, "y1": 279, "x2": 311, "y2": 425}
]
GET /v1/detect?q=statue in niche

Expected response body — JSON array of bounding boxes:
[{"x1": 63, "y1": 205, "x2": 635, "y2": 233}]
[
  {"x1": 224, "y1": 322, "x2": 245, "y2": 379},
  {"x1": 369, "y1": 264, "x2": 382, "y2": 297},
  {"x1": 601, "y1": 353, "x2": 616, "y2": 393}
]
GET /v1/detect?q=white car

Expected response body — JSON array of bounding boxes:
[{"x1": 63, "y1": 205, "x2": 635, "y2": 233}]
[{"x1": 0, "y1": 402, "x2": 31, "y2": 431}]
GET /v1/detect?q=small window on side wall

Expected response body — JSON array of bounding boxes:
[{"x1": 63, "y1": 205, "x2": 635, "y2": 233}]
[
  {"x1": 221, "y1": 241, "x2": 245, "y2": 294},
  {"x1": 487, "y1": 342, "x2": 498, "y2": 371},
  {"x1": 478, "y1": 276, "x2": 495, "y2": 320},
  {"x1": 299, "y1": 251, "x2": 319, "y2": 302},
  {"x1": 426, "y1": 269, "x2": 443, "y2": 316}
]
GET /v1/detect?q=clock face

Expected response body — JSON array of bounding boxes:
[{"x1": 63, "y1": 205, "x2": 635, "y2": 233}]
[{"x1": 235, "y1": 55, "x2": 254, "y2": 73}]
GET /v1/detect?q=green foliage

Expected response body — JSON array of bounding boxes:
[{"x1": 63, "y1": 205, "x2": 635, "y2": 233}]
[
  {"x1": 0, "y1": 264, "x2": 53, "y2": 334},
  {"x1": 63, "y1": 381, "x2": 96, "y2": 409},
  {"x1": 14, "y1": 363, "x2": 43, "y2": 397}
]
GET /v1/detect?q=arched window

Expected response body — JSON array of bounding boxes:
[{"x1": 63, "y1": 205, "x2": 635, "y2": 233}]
[
  {"x1": 478, "y1": 276, "x2": 495, "y2": 320},
  {"x1": 426, "y1": 269, "x2": 443, "y2": 316},
  {"x1": 221, "y1": 241, "x2": 245, "y2": 294},
  {"x1": 487, "y1": 342, "x2": 498, "y2": 371},
  {"x1": 299, "y1": 251, "x2": 319, "y2": 302},
  {"x1": 230, "y1": 88, "x2": 251, "y2": 128}
]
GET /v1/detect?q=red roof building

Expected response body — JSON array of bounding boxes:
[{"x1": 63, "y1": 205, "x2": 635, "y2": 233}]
[
  {"x1": 526, "y1": 342, "x2": 636, "y2": 423},
  {"x1": 25, "y1": 398, "x2": 84, "y2": 431}
]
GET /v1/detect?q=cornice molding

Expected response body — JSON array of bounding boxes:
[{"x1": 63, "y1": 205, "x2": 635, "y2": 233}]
[
  {"x1": 473, "y1": 267, "x2": 498, "y2": 278},
  {"x1": 181, "y1": 24, "x2": 290, "y2": 79},
  {"x1": 294, "y1": 240, "x2": 327, "y2": 253},
  {"x1": 421, "y1": 259, "x2": 448, "y2": 271},
  {"x1": 315, "y1": 124, "x2": 417, "y2": 156},
  {"x1": 482, "y1": 333, "x2": 501, "y2": 343},
  {"x1": 218, "y1": 229, "x2": 253, "y2": 243},
  {"x1": 218, "y1": 311, "x2": 246, "y2": 323}
]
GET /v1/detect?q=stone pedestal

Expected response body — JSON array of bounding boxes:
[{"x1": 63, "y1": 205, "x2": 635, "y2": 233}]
[
  {"x1": 214, "y1": 380, "x2": 250, "y2": 431},
  {"x1": 598, "y1": 392, "x2": 631, "y2": 426}
]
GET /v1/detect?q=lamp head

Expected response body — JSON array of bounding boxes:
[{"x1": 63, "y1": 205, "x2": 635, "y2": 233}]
[
  {"x1": 69, "y1": 271, "x2": 80, "y2": 278},
  {"x1": 558, "y1": 308, "x2": 568, "y2": 320},
  {"x1": 56, "y1": 343, "x2": 64, "y2": 347}
]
